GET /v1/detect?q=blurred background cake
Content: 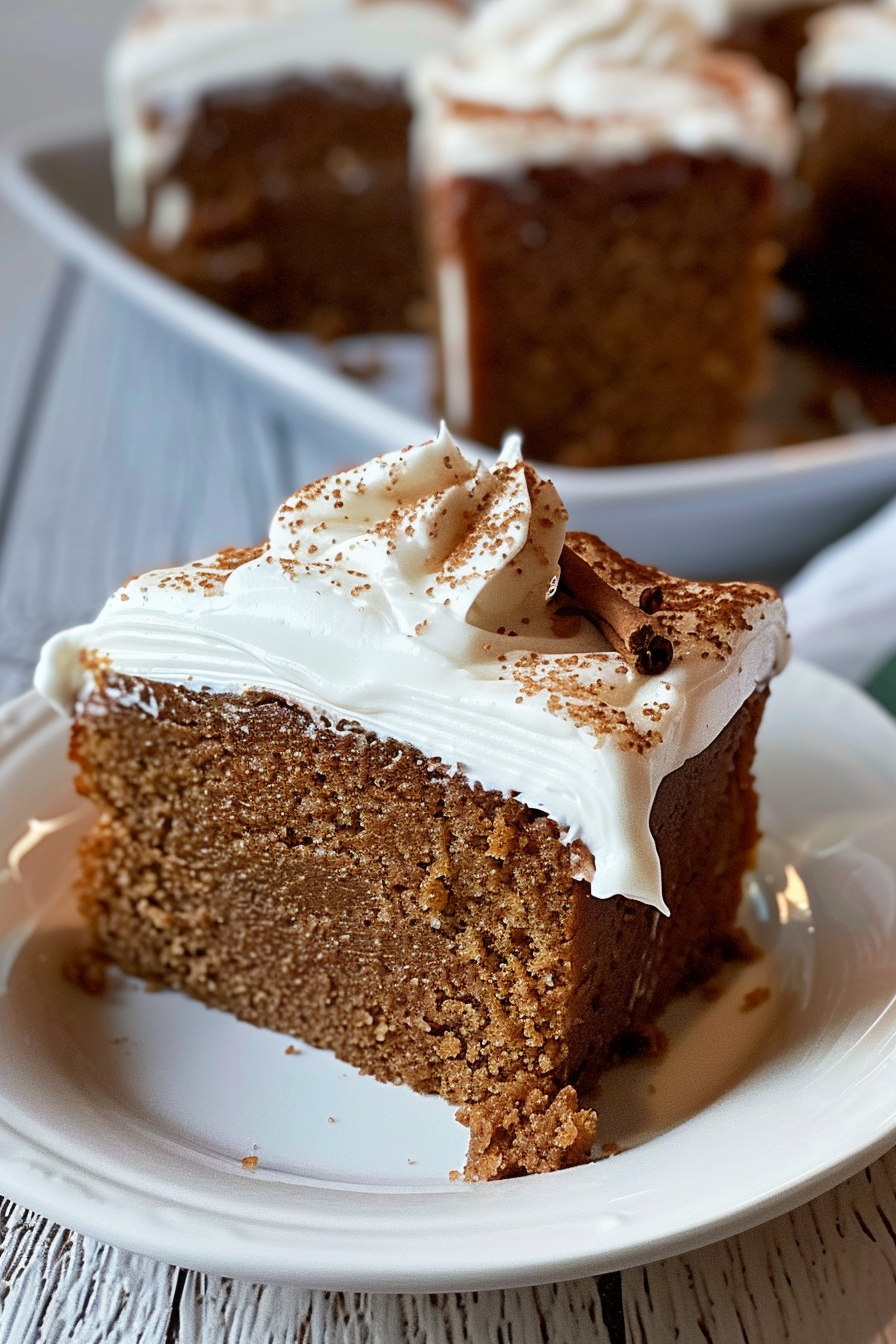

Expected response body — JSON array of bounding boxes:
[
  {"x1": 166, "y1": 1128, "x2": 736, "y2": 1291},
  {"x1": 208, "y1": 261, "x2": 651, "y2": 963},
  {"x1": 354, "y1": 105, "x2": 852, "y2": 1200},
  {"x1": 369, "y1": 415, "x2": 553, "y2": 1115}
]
[
  {"x1": 413, "y1": 0, "x2": 796, "y2": 466},
  {"x1": 108, "y1": 0, "x2": 463, "y2": 335},
  {"x1": 97, "y1": 0, "x2": 896, "y2": 468},
  {"x1": 783, "y1": 0, "x2": 896, "y2": 366}
]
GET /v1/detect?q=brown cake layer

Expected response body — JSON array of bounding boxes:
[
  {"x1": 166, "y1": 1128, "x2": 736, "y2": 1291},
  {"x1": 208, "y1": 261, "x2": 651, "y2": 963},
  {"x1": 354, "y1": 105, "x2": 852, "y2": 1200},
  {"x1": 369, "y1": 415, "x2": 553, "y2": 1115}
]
[
  {"x1": 128, "y1": 75, "x2": 425, "y2": 336},
  {"x1": 69, "y1": 673, "x2": 765, "y2": 1180},
  {"x1": 784, "y1": 85, "x2": 896, "y2": 368},
  {"x1": 427, "y1": 153, "x2": 778, "y2": 466}
]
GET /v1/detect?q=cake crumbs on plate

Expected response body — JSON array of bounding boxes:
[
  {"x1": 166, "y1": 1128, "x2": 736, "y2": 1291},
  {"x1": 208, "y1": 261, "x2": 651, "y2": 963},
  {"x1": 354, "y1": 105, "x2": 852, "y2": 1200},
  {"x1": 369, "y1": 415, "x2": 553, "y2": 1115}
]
[
  {"x1": 740, "y1": 986, "x2": 772, "y2": 1013},
  {"x1": 612, "y1": 1024, "x2": 669, "y2": 1064},
  {"x1": 62, "y1": 946, "x2": 110, "y2": 997}
]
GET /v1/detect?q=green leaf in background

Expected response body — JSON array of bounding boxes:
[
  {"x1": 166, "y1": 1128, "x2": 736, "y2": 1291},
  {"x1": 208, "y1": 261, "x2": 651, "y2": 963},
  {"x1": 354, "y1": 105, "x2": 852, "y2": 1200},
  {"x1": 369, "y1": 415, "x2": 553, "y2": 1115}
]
[{"x1": 867, "y1": 654, "x2": 896, "y2": 717}]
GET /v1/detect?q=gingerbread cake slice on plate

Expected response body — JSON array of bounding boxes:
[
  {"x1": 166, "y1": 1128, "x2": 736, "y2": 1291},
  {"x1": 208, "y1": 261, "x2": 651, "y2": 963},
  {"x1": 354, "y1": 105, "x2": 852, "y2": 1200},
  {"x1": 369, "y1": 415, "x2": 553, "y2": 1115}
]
[
  {"x1": 36, "y1": 428, "x2": 788, "y2": 1179},
  {"x1": 412, "y1": 0, "x2": 796, "y2": 466}
]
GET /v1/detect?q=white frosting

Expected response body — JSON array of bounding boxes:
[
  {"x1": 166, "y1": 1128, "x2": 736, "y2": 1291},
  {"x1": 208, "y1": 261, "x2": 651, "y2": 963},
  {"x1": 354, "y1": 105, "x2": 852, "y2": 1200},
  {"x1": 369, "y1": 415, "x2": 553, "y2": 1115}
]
[
  {"x1": 413, "y1": 0, "x2": 796, "y2": 178},
  {"x1": 799, "y1": 1, "x2": 896, "y2": 95},
  {"x1": 108, "y1": 0, "x2": 463, "y2": 224},
  {"x1": 679, "y1": 0, "x2": 732, "y2": 35},
  {"x1": 35, "y1": 428, "x2": 787, "y2": 913}
]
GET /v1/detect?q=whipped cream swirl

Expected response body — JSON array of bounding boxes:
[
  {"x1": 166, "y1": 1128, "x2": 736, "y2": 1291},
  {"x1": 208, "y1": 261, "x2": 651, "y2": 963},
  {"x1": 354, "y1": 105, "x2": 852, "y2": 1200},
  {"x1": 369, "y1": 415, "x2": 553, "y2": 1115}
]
[
  {"x1": 36, "y1": 429, "x2": 788, "y2": 912},
  {"x1": 437, "y1": 0, "x2": 706, "y2": 110},
  {"x1": 414, "y1": 0, "x2": 796, "y2": 176},
  {"x1": 108, "y1": 0, "x2": 463, "y2": 224}
]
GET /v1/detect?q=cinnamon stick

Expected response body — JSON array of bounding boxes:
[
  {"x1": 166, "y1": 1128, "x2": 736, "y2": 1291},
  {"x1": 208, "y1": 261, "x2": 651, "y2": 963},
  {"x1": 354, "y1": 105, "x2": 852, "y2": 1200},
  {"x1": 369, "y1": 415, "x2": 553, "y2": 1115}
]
[{"x1": 559, "y1": 545, "x2": 673, "y2": 676}]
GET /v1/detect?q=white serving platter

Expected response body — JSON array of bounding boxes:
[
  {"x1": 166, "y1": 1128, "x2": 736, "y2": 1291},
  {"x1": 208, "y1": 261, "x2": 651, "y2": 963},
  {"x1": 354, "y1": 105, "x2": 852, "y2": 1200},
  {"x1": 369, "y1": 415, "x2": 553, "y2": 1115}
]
[
  {"x1": 3, "y1": 661, "x2": 896, "y2": 1289},
  {"x1": 4, "y1": 119, "x2": 896, "y2": 582}
]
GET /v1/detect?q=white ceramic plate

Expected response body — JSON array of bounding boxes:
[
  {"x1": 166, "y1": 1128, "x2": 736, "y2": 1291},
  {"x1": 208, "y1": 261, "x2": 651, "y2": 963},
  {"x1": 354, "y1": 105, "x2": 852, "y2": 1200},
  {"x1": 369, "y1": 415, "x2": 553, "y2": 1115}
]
[
  {"x1": 2, "y1": 660, "x2": 896, "y2": 1289},
  {"x1": 4, "y1": 120, "x2": 896, "y2": 582}
]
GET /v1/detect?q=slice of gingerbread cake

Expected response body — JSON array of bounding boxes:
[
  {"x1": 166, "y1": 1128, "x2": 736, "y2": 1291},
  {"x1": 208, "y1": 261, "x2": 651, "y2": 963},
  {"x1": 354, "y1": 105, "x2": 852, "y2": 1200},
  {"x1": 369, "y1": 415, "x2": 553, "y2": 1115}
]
[
  {"x1": 36, "y1": 428, "x2": 788, "y2": 1180},
  {"x1": 412, "y1": 0, "x2": 796, "y2": 466},
  {"x1": 108, "y1": 0, "x2": 462, "y2": 335}
]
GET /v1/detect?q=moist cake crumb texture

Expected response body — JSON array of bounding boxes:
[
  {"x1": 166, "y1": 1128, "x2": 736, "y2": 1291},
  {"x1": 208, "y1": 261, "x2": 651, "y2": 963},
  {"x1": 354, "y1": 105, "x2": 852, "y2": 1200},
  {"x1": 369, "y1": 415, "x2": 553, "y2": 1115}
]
[
  {"x1": 69, "y1": 673, "x2": 765, "y2": 1178},
  {"x1": 413, "y1": 0, "x2": 796, "y2": 464}
]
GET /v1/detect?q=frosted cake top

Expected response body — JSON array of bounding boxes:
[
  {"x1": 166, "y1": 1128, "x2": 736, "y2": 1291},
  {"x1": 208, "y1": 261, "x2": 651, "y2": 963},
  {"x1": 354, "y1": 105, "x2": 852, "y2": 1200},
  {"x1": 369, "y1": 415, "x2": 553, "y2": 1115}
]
[
  {"x1": 37, "y1": 429, "x2": 788, "y2": 913},
  {"x1": 413, "y1": 0, "x2": 796, "y2": 176}
]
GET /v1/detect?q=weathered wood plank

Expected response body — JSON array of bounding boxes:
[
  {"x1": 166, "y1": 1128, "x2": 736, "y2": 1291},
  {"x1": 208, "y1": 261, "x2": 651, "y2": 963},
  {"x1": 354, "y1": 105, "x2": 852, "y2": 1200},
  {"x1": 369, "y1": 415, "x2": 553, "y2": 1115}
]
[
  {"x1": 176, "y1": 1275, "x2": 622, "y2": 1344},
  {"x1": 7, "y1": 1151, "x2": 896, "y2": 1344},
  {"x1": 0, "y1": 205, "x2": 56, "y2": 333},
  {"x1": 0, "y1": 1203, "x2": 176, "y2": 1344},
  {"x1": 0, "y1": 276, "x2": 394, "y2": 705}
]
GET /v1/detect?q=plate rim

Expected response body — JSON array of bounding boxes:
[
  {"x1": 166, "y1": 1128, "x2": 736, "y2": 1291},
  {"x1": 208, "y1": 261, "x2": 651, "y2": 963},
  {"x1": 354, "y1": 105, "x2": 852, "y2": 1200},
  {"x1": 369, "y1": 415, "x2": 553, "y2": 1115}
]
[
  {"x1": 2, "y1": 664, "x2": 896, "y2": 1288},
  {"x1": 3, "y1": 117, "x2": 896, "y2": 508}
]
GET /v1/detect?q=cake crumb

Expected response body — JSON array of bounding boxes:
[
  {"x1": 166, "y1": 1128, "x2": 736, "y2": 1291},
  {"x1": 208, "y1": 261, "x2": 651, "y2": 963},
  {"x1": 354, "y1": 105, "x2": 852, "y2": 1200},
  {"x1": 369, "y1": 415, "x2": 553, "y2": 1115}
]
[
  {"x1": 678, "y1": 924, "x2": 764, "y2": 997},
  {"x1": 613, "y1": 1024, "x2": 668, "y2": 1063},
  {"x1": 285, "y1": 1044, "x2": 302, "y2": 1055},
  {"x1": 721, "y1": 927, "x2": 764, "y2": 965},
  {"x1": 740, "y1": 985, "x2": 771, "y2": 1013},
  {"x1": 241, "y1": 1154, "x2": 259, "y2": 1169},
  {"x1": 457, "y1": 1081, "x2": 597, "y2": 1181},
  {"x1": 327, "y1": 1116, "x2": 335, "y2": 1124},
  {"x1": 448, "y1": 1170, "x2": 461, "y2": 1182},
  {"x1": 63, "y1": 946, "x2": 110, "y2": 997}
]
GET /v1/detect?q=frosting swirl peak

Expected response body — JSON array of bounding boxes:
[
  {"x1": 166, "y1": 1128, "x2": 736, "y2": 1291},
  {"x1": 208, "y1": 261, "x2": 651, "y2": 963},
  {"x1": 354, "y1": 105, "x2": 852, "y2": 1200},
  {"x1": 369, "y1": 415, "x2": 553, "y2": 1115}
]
[
  {"x1": 263, "y1": 430, "x2": 565, "y2": 638},
  {"x1": 449, "y1": 0, "x2": 704, "y2": 112}
]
